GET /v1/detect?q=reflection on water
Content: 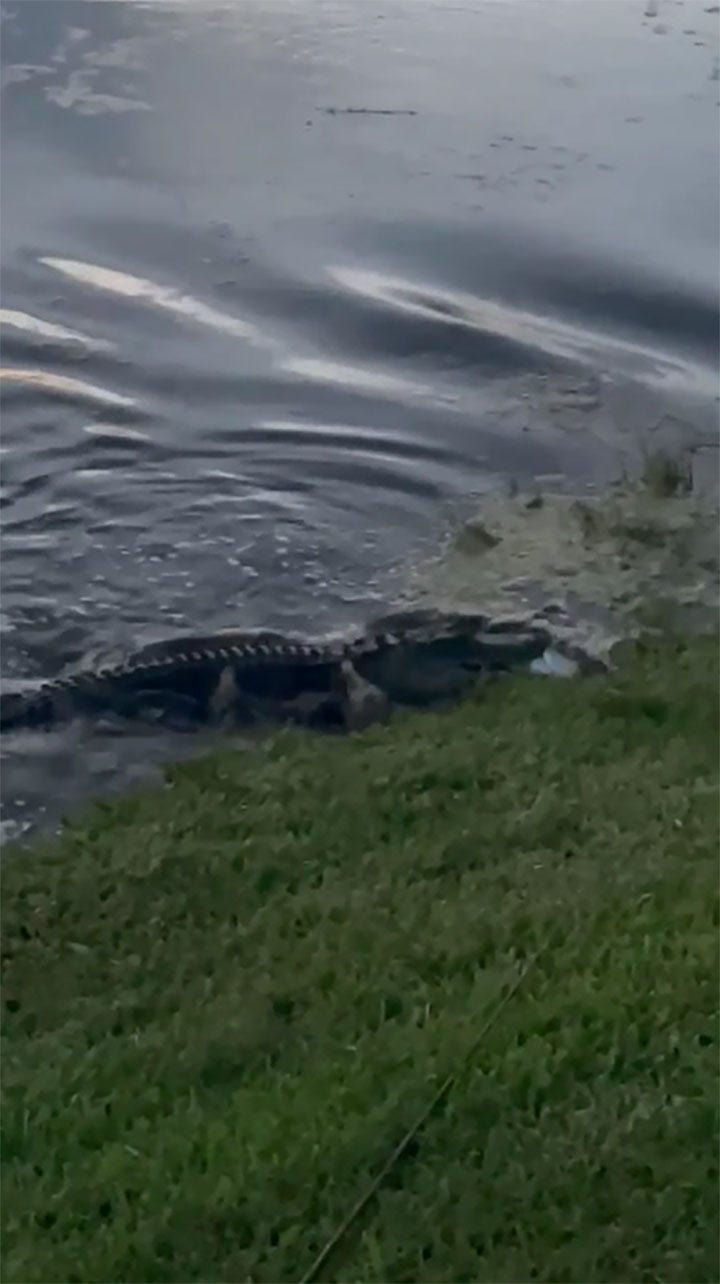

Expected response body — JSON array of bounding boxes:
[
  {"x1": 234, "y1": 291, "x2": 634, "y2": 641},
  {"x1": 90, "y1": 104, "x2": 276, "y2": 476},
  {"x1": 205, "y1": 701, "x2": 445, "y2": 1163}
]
[
  {"x1": 1, "y1": 367, "x2": 136, "y2": 406},
  {"x1": 331, "y1": 266, "x2": 717, "y2": 397},
  {"x1": 1, "y1": 0, "x2": 718, "y2": 835},
  {"x1": 0, "y1": 307, "x2": 114, "y2": 352},
  {"x1": 40, "y1": 256, "x2": 265, "y2": 344}
]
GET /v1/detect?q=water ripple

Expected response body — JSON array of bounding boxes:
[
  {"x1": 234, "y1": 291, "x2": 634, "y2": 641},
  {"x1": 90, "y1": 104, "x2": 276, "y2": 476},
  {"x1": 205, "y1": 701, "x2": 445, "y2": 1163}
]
[
  {"x1": 40, "y1": 256, "x2": 272, "y2": 347},
  {"x1": 0, "y1": 307, "x2": 114, "y2": 352},
  {"x1": 0, "y1": 366, "x2": 136, "y2": 407},
  {"x1": 331, "y1": 266, "x2": 717, "y2": 397}
]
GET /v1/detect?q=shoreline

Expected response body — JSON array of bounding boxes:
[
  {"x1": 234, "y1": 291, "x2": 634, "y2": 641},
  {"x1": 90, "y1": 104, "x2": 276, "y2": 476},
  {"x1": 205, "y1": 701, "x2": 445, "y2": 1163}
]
[{"x1": 2, "y1": 631, "x2": 718, "y2": 1282}]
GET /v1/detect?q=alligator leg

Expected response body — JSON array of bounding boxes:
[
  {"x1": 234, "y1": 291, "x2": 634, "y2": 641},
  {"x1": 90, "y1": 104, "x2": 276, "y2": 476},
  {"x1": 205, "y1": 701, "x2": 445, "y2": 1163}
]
[
  {"x1": 208, "y1": 666, "x2": 342, "y2": 732},
  {"x1": 208, "y1": 663, "x2": 288, "y2": 731},
  {"x1": 335, "y1": 659, "x2": 390, "y2": 732},
  {"x1": 206, "y1": 664, "x2": 246, "y2": 728}
]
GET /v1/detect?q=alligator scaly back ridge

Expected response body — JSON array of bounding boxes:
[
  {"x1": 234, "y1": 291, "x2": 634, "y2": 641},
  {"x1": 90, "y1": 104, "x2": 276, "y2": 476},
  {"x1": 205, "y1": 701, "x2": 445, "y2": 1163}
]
[
  {"x1": 0, "y1": 629, "x2": 358, "y2": 733},
  {"x1": 0, "y1": 609, "x2": 602, "y2": 735}
]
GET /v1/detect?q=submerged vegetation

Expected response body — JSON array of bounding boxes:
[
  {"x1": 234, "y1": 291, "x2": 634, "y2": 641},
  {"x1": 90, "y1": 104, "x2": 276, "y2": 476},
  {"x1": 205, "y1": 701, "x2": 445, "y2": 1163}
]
[
  {"x1": 407, "y1": 449, "x2": 719, "y2": 653},
  {"x1": 2, "y1": 632, "x2": 718, "y2": 1283}
]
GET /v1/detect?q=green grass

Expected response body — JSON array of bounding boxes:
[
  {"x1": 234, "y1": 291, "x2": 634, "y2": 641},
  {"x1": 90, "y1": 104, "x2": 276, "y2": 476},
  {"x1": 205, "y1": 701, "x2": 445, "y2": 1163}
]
[{"x1": 2, "y1": 636, "x2": 718, "y2": 1284}]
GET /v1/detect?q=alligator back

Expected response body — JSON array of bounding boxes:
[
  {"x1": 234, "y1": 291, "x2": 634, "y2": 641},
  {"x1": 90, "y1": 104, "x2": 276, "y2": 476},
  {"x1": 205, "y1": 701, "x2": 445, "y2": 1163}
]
[
  {"x1": 0, "y1": 610, "x2": 602, "y2": 735},
  {"x1": 0, "y1": 629, "x2": 353, "y2": 733}
]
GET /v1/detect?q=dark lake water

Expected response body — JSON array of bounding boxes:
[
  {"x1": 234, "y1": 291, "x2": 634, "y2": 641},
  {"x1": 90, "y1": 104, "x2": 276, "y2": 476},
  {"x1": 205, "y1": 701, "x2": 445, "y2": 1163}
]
[{"x1": 1, "y1": 0, "x2": 718, "y2": 836}]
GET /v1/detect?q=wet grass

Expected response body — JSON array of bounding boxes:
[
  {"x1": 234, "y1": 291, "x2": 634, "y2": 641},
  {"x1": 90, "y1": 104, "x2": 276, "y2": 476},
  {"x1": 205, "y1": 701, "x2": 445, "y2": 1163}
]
[{"x1": 2, "y1": 635, "x2": 718, "y2": 1283}]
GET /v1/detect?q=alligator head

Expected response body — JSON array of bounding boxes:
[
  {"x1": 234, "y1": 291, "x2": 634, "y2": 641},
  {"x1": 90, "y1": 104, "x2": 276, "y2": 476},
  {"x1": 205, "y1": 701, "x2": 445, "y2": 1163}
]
[{"x1": 352, "y1": 607, "x2": 554, "y2": 705}]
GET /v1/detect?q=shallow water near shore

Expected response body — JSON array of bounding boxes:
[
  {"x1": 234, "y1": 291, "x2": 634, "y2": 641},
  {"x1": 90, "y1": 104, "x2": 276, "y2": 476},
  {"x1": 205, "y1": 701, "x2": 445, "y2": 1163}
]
[
  {"x1": 2, "y1": 457, "x2": 717, "y2": 846},
  {"x1": 407, "y1": 464, "x2": 719, "y2": 657}
]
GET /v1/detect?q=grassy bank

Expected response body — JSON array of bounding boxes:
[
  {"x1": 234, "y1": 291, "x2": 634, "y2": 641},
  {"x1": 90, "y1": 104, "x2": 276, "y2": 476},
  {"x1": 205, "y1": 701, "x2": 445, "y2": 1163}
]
[{"x1": 2, "y1": 636, "x2": 718, "y2": 1284}]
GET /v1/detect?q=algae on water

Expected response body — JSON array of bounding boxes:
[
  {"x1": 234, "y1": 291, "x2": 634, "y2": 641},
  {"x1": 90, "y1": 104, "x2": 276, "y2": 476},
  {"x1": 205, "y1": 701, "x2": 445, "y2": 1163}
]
[{"x1": 405, "y1": 454, "x2": 719, "y2": 658}]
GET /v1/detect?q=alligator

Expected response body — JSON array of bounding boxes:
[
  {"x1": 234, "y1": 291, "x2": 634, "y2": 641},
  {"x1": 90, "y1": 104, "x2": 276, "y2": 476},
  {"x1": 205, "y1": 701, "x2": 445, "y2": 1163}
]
[{"x1": 0, "y1": 608, "x2": 605, "y2": 737}]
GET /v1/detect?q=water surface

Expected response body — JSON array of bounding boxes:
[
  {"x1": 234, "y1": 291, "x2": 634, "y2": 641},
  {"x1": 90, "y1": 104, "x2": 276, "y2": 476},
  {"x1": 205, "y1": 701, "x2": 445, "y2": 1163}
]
[{"x1": 1, "y1": 0, "x2": 718, "y2": 834}]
